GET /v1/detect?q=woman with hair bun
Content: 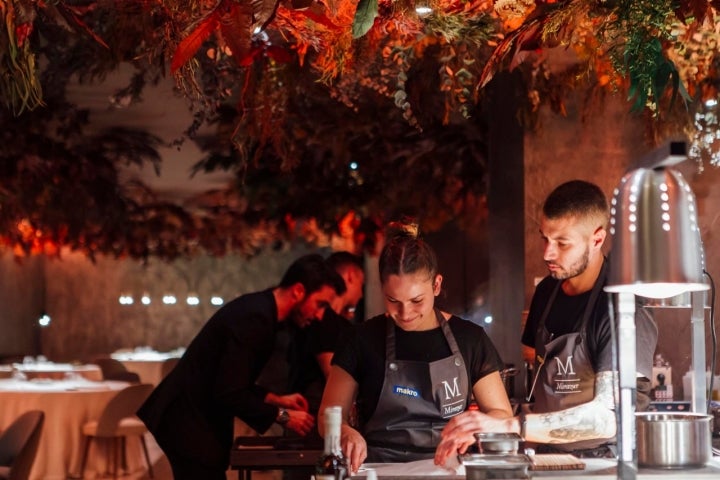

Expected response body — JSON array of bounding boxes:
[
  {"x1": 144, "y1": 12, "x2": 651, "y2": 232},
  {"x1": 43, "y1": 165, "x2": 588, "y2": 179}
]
[{"x1": 318, "y1": 221, "x2": 513, "y2": 472}]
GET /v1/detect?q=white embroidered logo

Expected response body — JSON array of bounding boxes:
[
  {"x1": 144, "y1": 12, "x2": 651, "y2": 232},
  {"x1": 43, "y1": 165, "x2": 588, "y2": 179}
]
[
  {"x1": 554, "y1": 355, "x2": 576, "y2": 376},
  {"x1": 442, "y1": 377, "x2": 461, "y2": 400}
]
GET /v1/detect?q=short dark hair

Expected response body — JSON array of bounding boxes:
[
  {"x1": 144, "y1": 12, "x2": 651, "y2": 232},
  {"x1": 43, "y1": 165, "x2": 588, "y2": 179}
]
[
  {"x1": 279, "y1": 254, "x2": 346, "y2": 295},
  {"x1": 327, "y1": 251, "x2": 363, "y2": 273},
  {"x1": 379, "y1": 221, "x2": 438, "y2": 283},
  {"x1": 543, "y1": 180, "x2": 609, "y2": 229}
]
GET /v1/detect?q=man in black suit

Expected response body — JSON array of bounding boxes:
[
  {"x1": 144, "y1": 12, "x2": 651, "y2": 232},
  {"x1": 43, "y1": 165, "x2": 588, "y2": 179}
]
[{"x1": 137, "y1": 254, "x2": 346, "y2": 479}]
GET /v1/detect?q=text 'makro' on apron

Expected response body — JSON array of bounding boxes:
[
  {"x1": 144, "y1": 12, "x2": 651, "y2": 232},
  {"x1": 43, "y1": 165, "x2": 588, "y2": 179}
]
[
  {"x1": 363, "y1": 309, "x2": 469, "y2": 463},
  {"x1": 532, "y1": 259, "x2": 609, "y2": 451}
]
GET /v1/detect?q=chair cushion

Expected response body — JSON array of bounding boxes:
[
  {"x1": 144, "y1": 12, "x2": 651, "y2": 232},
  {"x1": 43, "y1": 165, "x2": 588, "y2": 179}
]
[
  {"x1": 116, "y1": 417, "x2": 148, "y2": 436},
  {"x1": 81, "y1": 420, "x2": 99, "y2": 436},
  {"x1": 82, "y1": 416, "x2": 148, "y2": 437}
]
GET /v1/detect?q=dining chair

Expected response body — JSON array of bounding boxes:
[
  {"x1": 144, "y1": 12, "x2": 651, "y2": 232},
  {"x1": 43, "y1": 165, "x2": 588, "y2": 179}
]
[
  {"x1": 94, "y1": 358, "x2": 141, "y2": 383},
  {"x1": 0, "y1": 410, "x2": 45, "y2": 480},
  {"x1": 74, "y1": 383, "x2": 154, "y2": 479}
]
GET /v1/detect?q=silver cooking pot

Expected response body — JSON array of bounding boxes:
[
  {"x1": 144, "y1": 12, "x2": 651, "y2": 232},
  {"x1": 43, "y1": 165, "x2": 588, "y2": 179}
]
[{"x1": 636, "y1": 412, "x2": 712, "y2": 469}]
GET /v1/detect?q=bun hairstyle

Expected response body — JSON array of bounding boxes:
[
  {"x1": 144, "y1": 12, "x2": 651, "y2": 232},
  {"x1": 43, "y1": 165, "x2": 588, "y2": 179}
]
[
  {"x1": 379, "y1": 220, "x2": 438, "y2": 283},
  {"x1": 384, "y1": 220, "x2": 420, "y2": 240}
]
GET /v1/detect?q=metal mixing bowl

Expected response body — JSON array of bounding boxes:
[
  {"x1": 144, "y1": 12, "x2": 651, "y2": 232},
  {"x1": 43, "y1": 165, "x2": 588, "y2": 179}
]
[{"x1": 473, "y1": 432, "x2": 522, "y2": 455}]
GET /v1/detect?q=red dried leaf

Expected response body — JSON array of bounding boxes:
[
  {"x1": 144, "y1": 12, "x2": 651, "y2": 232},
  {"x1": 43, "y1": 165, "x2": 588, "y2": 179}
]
[
  {"x1": 170, "y1": 10, "x2": 222, "y2": 72},
  {"x1": 55, "y1": 3, "x2": 109, "y2": 49},
  {"x1": 477, "y1": 17, "x2": 544, "y2": 89},
  {"x1": 237, "y1": 47, "x2": 263, "y2": 66},
  {"x1": 266, "y1": 45, "x2": 293, "y2": 63},
  {"x1": 219, "y1": 1, "x2": 253, "y2": 65},
  {"x1": 252, "y1": 0, "x2": 282, "y2": 30},
  {"x1": 295, "y1": 9, "x2": 341, "y2": 31},
  {"x1": 677, "y1": 0, "x2": 711, "y2": 23}
]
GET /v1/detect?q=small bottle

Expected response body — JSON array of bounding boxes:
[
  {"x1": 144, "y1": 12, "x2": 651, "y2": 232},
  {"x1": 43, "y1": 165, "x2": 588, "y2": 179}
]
[{"x1": 315, "y1": 406, "x2": 349, "y2": 480}]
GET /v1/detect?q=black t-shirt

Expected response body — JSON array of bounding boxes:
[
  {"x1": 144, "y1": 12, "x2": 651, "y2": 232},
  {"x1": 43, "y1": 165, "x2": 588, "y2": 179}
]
[
  {"x1": 287, "y1": 308, "x2": 353, "y2": 410},
  {"x1": 522, "y1": 275, "x2": 656, "y2": 379},
  {"x1": 332, "y1": 314, "x2": 505, "y2": 426}
]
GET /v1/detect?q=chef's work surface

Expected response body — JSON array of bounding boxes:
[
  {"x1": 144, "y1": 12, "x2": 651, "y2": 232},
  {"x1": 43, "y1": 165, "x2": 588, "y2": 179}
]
[{"x1": 351, "y1": 457, "x2": 720, "y2": 479}]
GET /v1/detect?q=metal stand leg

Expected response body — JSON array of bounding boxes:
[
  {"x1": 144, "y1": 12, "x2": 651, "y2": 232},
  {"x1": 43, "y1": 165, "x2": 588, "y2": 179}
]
[
  {"x1": 691, "y1": 291, "x2": 708, "y2": 413},
  {"x1": 616, "y1": 292, "x2": 637, "y2": 480}
]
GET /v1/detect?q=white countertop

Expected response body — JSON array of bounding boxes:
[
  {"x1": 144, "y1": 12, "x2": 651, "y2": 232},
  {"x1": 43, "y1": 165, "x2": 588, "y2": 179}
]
[{"x1": 352, "y1": 457, "x2": 720, "y2": 479}]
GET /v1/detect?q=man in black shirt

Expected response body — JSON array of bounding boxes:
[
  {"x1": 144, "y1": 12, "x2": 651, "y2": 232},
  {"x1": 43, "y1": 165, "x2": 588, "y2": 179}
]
[
  {"x1": 137, "y1": 254, "x2": 346, "y2": 480},
  {"x1": 288, "y1": 251, "x2": 365, "y2": 414},
  {"x1": 518, "y1": 180, "x2": 656, "y2": 456},
  {"x1": 435, "y1": 180, "x2": 657, "y2": 464}
]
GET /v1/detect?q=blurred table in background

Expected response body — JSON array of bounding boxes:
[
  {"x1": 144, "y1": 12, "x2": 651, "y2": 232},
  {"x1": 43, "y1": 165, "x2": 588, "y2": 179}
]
[
  {"x1": 0, "y1": 378, "x2": 147, "y2": 480},
  {"x1": 9, "y1": 361, "x2": 102, "y2": 381},
  {"x1": 111, "y1": 347, "x2": 184, "y2": 385}
]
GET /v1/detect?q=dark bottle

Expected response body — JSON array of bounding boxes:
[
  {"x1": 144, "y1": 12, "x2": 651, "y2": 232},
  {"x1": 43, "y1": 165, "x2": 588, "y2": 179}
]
[{"x1": 315, "y1": 406, "x2": 349, "y2": 480}]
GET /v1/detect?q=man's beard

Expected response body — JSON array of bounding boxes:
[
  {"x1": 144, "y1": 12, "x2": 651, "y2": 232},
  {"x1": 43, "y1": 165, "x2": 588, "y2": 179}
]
[{"x1": 548, "y1": 247, "x2": 589, "y2": 280}]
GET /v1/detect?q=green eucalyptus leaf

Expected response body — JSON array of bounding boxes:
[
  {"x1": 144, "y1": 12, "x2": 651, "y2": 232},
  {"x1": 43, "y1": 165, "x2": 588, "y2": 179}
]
[{"x1": 352, "y1": 0, "x2": 378, "y2": 39}]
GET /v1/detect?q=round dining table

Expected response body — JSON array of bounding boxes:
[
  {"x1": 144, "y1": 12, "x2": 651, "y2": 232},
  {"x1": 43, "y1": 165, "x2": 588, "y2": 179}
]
[
  {"x1": 0, "y1": 378, "x2": 147, "y2": 480},
  {"x1": 10, "y1": 362, "x2": 103, "y2": 381},
  {"x1": 111, "y1": 349, "x2": 183, "y2": 386}
]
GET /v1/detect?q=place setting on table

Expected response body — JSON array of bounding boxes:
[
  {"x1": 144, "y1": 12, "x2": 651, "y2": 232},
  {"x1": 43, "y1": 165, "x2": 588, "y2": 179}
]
[
  {"x1": 110, "y1": 345, "x2": 185, "y2": 385},
  {"x1": 8, "y1": 355, "x2": 103, "y2": 382}
]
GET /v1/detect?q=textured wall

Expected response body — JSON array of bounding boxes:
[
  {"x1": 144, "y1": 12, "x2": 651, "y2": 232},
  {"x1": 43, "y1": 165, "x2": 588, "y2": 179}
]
[
  {"x1": 0, "y1": 254, "x2": 44, "y2": 360},
  {"x1": 657, "y1": 160, "x2": 720, "y2": 397},
  {"x1": 39, "y1": 245, "x2": 317, "y2": 362},
  {"x1": 523, "y1": 91, "x2": 648, "y2": 307},
  {"x1": 523, "y1": 87, "x2": 720, "y2": 398}
]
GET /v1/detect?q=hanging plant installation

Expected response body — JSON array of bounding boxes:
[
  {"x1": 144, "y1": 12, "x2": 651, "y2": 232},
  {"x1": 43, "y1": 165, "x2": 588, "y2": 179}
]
[
  {"x1": 2, "y1": 0, "x2": 720, "y2": 260},
  {"x1": 5, "y1": 0, "x2": 720, "y2": 120}
]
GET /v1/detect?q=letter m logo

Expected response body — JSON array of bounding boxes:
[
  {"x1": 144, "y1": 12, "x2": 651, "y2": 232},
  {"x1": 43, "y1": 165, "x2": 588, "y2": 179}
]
[
  {"x1": 442, "y1": 377, "x2": 461, "y2": 400},
  {"x1": 555, "y1": 355, "x2": 575, "y2": 376}
]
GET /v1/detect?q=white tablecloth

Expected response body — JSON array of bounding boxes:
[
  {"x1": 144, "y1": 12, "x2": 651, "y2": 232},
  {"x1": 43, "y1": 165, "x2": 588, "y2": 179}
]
[
  {"x1": 111, "y1": 349, "x2": 183, "y2": 385},
  {"x1": 0, "y1": 378, "x2": 146, "y2": 480},
  {"x1": 11, "y1": 362, "x2": 103, "y2": 382}
]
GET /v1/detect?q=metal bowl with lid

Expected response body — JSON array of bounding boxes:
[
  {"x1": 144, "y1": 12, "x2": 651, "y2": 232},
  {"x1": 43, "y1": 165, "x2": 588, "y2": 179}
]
[{"x1": 473, "y1": 432, "x2": 522, "y2": 455}]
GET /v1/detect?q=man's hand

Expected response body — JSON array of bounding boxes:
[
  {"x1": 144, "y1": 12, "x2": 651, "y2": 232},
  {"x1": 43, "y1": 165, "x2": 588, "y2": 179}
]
[
  {"x1": 340, "y1": 424, "x2": 366, "y2": 474},
  {"x1": 277, "y1": 393, "x2": 310, "y2": 412},
  {"x1": 286, "y1": 410, "x2": 315, "y2": 436}
]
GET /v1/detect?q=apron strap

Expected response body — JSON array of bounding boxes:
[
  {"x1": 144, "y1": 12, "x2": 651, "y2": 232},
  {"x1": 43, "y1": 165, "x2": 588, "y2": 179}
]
[
  {"x1": 537, "y1": 258, "x2": 609, "y2": 340},
  {"x1": 385, "y1": 309, "x2": 463, "y2": 361}
]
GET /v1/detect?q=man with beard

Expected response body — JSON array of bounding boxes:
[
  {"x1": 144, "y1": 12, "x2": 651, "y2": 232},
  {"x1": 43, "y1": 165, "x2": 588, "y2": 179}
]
[
  {"x1": 137, "y1": 254, "x2": 346, "y2": 480},
  {"x1": 287, "y1": 251, "x2": 366, "y2": 416},
  {"x1": 434, "y1": 180, "x2": 657, "y2": 465}
]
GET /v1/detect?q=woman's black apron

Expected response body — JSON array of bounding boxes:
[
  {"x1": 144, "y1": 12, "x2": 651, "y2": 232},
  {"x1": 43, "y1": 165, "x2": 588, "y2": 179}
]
[{"x1": 363, "y1": 309, "x2": 470, "y2": 462}]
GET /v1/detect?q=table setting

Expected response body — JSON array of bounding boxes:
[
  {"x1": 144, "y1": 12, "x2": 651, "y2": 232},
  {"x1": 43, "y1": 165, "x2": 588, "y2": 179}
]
[
  {"x1": 8, "y1": 356, "x2": 103, "y2": 382},
  {"x1": 0, "y1": 376, "x2": 141, "y2": 480},
  {"x1": 110, "y1": 346, "x2": 184, "y2": 385}
]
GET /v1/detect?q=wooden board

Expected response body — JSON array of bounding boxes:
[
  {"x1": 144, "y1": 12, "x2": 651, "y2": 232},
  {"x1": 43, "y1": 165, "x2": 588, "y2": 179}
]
[{"x1": 529, "y1": 453, "x2": 585, "y2": 470}]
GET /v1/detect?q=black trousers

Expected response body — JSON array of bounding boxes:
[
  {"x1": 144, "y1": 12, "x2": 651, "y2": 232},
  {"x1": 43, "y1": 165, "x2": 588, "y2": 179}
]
[{"x1": 165, "y1": 450, "x2": 227, "y2": 480}]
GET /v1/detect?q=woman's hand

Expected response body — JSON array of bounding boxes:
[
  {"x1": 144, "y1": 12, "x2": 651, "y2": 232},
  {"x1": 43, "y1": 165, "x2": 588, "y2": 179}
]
[
  {"x1": 340, "y1": 424, "x2": 367, "y2": 474},
  {"x1": 434, "y1": 411, "x2": 519, "y2": 466}
]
